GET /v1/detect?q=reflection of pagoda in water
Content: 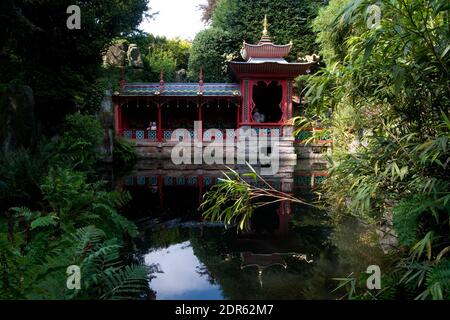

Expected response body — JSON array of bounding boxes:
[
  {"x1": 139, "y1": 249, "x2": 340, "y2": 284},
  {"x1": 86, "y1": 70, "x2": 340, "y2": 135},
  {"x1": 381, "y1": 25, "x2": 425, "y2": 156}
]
[
  {"x1": 117, "y1": 163, "x2": 295, "y2": 235},
  {"x1": 240, "y1": 251, "x2": 313, "y2": 288},
  {"x1": 241, "y1": 252, "x2": 287, "y2": 288},
  {"x1": 123, "y1": 161, "x2": 331, "y2": 299},
  {"x1": 117, "y1": 158, "x2": 330, "y2": 235}
]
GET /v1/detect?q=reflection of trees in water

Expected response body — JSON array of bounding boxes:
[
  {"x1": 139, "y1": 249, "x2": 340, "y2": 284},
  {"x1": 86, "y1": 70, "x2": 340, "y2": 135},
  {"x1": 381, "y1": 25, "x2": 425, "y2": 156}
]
[
  {"x1": 188, "y1": 224, "x2": 338, "y2": 299},
  {"x1": 126, "y1": 183, "x2": 389, "y2": 299},
  {"x1": 189, "y1": 207, "x2": 388, "y2": 299},
  {"x1": 250, "y1": 198, "x2": 280, "y2": 234}
]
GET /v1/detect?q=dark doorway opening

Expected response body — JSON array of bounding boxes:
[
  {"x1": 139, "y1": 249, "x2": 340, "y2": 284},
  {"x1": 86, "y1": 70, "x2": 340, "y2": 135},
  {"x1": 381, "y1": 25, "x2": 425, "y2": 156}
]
[{"x1": 252, "y1": 81, "x2": 283, "y2": 123}]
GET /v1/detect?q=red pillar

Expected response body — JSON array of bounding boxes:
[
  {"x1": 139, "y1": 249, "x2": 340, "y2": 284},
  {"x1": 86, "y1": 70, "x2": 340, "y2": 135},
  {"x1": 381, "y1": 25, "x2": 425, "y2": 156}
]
[
  {"x1": 248, "y1": 80, "x2": 254, "y2": 123},
  {"x1": 157, "y1": 98, "x2": 162, "y2": 141},
  {"x1": 276, "y1": 201, "x2": 290, "y2": 235},
  {"x1": 198, "y1": 175, "x2": 204, "y2": 209},
  {"x1": 236, "y1": 100, "x2": 240, "y2": 128},
  {"x1": 289, "y1": 79, "x2": 293, "y2": 121},
  {"x1": 114, "y1": 100, "x2": 121, "y2": 135},
  {"x1": 119, "y1": 104, "x2": 123, "y2": 133},
  {"x1": 198, "y1": 98, "x2": 203, "y2": 141}
]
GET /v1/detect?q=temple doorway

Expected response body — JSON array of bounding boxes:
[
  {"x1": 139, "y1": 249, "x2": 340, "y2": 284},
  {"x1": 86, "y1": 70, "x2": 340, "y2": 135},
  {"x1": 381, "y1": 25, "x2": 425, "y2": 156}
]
[{"x1": 251, "y1": 81, "x2": 283, "y2": 123}]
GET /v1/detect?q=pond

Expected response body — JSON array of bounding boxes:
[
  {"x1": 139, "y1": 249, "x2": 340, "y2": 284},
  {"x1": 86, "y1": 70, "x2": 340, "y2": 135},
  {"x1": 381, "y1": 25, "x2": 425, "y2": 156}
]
[{"x1": 117, "y1": 160, "x2": 388, "y2": 300}]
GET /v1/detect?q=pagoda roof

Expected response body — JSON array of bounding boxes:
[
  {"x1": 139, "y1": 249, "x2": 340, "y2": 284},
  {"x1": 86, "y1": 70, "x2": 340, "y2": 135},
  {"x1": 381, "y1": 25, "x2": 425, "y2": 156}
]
[
  {"x1": 240, "y1": 15, "x2": 293, "y2": 62},
  {"x1": 241, "y1": 42, "x2": 292, "y2": 61},
  {"x1": 229, "y1": 15, "x2": 317, "y2": 78},
  {"x1": 229, "y1": 61, "x2": 316, "y2": 79},
  {"x1": 119, "y1": 82, "x2": 241, "y2": 97}
]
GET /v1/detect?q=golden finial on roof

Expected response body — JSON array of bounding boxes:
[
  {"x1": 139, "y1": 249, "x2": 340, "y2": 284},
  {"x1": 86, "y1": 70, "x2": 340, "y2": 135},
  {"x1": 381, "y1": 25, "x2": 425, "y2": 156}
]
[{"x1": 262, "y1": 15, "x2": 268, "y2": 36}]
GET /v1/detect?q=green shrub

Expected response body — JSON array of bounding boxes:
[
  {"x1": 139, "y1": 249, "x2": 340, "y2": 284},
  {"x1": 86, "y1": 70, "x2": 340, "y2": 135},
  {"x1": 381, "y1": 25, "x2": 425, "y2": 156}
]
[
  {"x1": 113, "y1": 136, "x2": 137, "y2": 168},
  {"x1": 56, "y1": 113, "x2": 103, "y2": 171},
  {"x1": 0, "y1": 167, "x2": 150, "y2": 299}
]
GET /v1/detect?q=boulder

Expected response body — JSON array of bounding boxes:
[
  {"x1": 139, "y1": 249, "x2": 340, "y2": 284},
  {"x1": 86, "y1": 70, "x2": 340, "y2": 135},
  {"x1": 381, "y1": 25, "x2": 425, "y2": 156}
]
[
  {"x1": 298, "y1": 54, "x2": 320, "y2": 63},
  {"x1": 103, "y1": 42, "x2": 127, "y2": 67},
  {"x1": 175, "y1": 68, "x2": 187, "y2": 82},
  {"x1": 127, "y1": 44, "x2": 144, "y2": 68}
]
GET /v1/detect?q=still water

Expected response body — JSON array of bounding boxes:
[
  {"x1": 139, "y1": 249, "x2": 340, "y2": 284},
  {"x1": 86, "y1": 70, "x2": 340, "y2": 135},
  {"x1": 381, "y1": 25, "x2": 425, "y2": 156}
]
[{"x1": 117, "y1": 161, "x2": 387, "y2": 300}]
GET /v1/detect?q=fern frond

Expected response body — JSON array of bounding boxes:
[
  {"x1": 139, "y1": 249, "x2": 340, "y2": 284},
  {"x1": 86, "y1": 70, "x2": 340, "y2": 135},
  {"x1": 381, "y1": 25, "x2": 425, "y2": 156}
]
[{"x1": 101, "y1": 265, "x2": 150, "y2": 300}]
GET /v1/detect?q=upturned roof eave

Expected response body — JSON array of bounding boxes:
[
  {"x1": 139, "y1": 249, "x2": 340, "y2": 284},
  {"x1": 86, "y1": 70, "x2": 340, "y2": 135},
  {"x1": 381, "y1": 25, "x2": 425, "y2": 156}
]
[
  {"x1": 241, "y1": 41, "x2": 293, "y2": 60},
  {"x1": 228, "y1": 61, "x2": 316, "y2": 79}
]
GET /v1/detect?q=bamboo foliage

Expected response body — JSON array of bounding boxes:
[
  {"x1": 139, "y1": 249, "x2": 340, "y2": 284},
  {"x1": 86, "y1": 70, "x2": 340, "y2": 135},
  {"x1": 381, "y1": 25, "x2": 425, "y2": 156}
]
[
  {"x1": 302, "y1": 0, "x2": 450, "y2": 299},
  {"x1": 200, "y1": 163, "x2": 311, "y2": 231}
]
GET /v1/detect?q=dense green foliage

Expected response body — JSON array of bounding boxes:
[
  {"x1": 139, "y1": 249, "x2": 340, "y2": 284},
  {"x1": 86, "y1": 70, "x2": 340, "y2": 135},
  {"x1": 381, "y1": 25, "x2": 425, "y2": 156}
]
[
  {"x1": 0, "y1": 1, "x2": 154, "y2": 300},
  {"x1": 56, "y1": 113, "x2": 104, "y2": 171},
  {"x1": 151, "y1": 37, "x2": 192, "y2": 71},
  {"x1": 113, "y1": 33, "x2": 191, "y2": 83},
  {"x1": 211, "y1": 0, "x2": 322, "y2": 59},
  {"x1": 113, "y1": 136, "x2": 138, "y2": 174},
  {"x1": 0, "y1": 0, "x2": 151, "y2": 133},
  {"x1": 188, "y1": 28, "x2": 236, "y2": 82},
  {"x1": 1, "y1": 171, "x2": 150, "y2": 299},
  {"x1": 0, "y1": 114, "x2": 150, "y2": 299},
  {"x1": 301, "y1": 0, "x2": 450, "y2": 299},
  {"x1": 146, "y1": 49, "x2": 178, "y2": 82}
]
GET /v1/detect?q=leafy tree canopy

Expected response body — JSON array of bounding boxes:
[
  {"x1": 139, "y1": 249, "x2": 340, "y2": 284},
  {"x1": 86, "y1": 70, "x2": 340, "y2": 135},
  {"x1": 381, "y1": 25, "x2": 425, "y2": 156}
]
[
  {"x1": 188, "y1": 28, "x2": 236, "y2": 82},
  {"x1": 0, "y1": 0, "x2": 153, "y2": 134},
  {"x1": 211, "y1": 0, "x2": 323, "y2": 59}
]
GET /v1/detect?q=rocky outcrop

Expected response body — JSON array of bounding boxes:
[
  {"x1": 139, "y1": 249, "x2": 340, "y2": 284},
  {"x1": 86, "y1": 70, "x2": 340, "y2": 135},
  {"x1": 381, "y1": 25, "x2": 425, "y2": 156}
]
[
  {"x1": 103, "y1": 42, "x2": 127, "y2": 67},
  {"x1": 127, "y1": 44, "x2": 144, "y2": 68},
  {"x1": 175, "y1": 69, "x2": 187, "y2": 82},
  {"x1": 102, "y1": 42, "x2": 144, "y2": 69},
  {"x1": 298, "y1": 54, "x2": 320, "y2": 63}
]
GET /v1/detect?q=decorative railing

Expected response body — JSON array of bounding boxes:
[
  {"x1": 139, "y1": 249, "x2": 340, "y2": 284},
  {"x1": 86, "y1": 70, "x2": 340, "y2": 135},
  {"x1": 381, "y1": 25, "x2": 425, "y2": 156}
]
[
  {"x1": 122, "y1": 128, "x2": 237, "y2": 142},
  {"x1": 237, "y1": 123, "x2": 284, "y2": 137},
  {"x1": 121, "y1": 124, "x2": 332, "y2": 144},
  {"x1": 122, "y1": 129, "x2": 159, "y2": 141},
  {"x1": 121, "y1": 125, "x2": 287, "y2": 142},
  {"x1": 252, "y1": 127, "x2": 282, "y2": 137}
]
